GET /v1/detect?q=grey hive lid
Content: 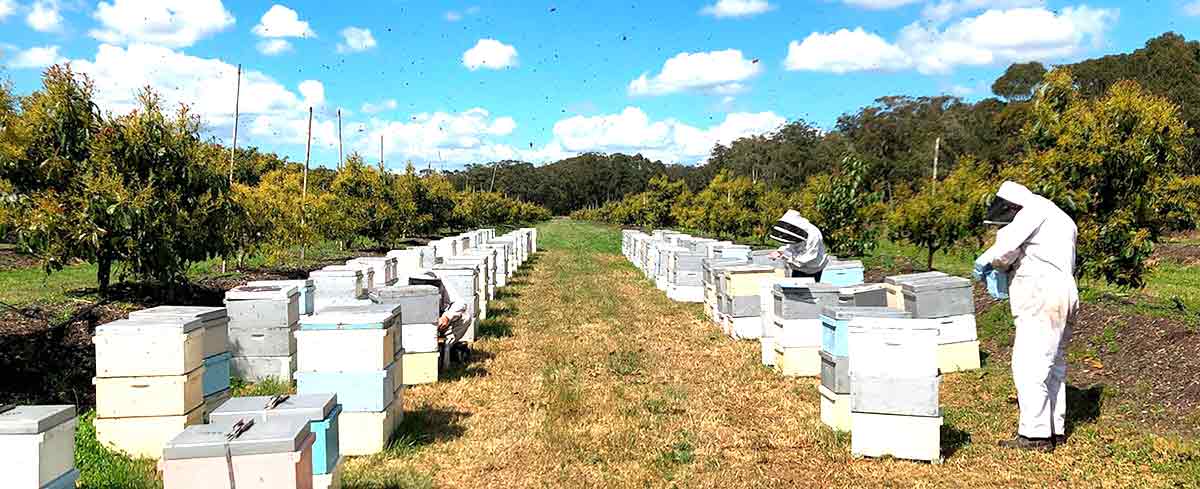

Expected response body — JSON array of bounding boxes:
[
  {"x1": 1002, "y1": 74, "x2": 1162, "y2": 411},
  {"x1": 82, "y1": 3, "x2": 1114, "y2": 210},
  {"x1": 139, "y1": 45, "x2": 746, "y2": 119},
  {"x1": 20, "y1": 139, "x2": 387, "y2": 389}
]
[
  {"x1": 302, "y1": 304, "x2": 401, "y2": 328},
  {"x1": 884, "y1": 271, "x2": 948, "y2": 285},
  {"x1": 225, "y1": 284, "x2": 299, "y2": 301},
  {"x1": 162, "y1": 417, "x2": 311, "y2": 460},
  {"x1": 209, "y1": 394, "x2": 336, "y2": 423},
  {"x1": 371, "y1": 285, "x2": 439, "y2": 298},
  {"x1": 249, "y1": 279, "x2": 313, "y2": 288},
  {"x1": 838, "y1": 283, "x2": 889, "y2": 295},
  {"x1": 96, "y1": 317, "x2": 206, "y2": 335},
  {"x1": 324, "y1": 265, "x2": 372, "y2": 275},
  {"x1": 901, "y1": 275, "x2": 972, "y2": 292},
  {"x1": 0, "y1": 405, "x2": 75, "y2": 434},
  {"x1": 128, "y1": 306, "x2": 226, "y2": 322},
  {"x1": 724, "y1": 264, "x2": 775, "y2": 275},
  {"x1": 773, "y1": 282, "x2": 839, "y2": 295},
  {"x1": 432, "y1": 265, "x2": 477, "y2": 274},
  {"x1": 311, "y1": 268, "x2": 362, "y2": 278},
  {"x1": 821, "y1": 305, "x2": 912, "y2": 320},
  {"x1": 826, "y1": 260, "x2": 865, "y2": 270}
]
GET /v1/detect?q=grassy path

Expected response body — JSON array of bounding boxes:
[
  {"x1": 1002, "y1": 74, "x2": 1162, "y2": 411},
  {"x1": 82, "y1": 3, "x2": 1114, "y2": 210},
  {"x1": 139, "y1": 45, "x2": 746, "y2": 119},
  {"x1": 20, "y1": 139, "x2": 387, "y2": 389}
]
[{"x1": 340, "y1": 220, "x2": 1196, "y2": 488}]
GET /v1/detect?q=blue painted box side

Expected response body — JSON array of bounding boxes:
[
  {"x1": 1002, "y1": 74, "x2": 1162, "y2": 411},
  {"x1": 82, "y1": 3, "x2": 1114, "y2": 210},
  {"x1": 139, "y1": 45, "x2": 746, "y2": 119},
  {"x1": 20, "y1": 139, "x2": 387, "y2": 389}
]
[
  {"x1": 821, "y1": 268, "x2": 865, "y2": 287},
  {"x1": 310, "y1": 404, "x2": 342, "y2": 475},
  {"x1": 201, "y1": 352, "x2": 232, "y2": 396},
  {"x1": 295, "y1": 365, "x2": 396, "y2": 412},
  {"x1": 819, "y1": 315, "x2": 850, "y2": 357}
]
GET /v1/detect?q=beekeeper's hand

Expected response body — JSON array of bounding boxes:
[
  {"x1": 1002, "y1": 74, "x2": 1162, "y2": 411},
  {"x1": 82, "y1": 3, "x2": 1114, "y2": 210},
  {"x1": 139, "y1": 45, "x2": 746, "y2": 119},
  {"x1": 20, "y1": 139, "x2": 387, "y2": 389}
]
[
  {"x1": 768, "y1": 251, "x2": 782, "y2": 260},
  {"x1": 437, "y1": 315, "x2": 450, "y2": 332},
  {"x1": 973, "y1": 257, "x2": 993, "y2": 282}
]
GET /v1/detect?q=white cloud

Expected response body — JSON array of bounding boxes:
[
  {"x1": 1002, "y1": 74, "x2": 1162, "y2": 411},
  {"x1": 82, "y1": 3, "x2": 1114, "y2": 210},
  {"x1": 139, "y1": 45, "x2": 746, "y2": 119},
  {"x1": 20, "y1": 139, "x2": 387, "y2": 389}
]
[
  {"x1": 899, "y1": 6, "x2": 1117, "y2": 74},
  {"x1": 90, "y1": 0, "x2": 235, "y2": 48},
  {"x1": 445, "y1": 5, "x2": 480, "y2": 21},
  {"x1": 842, "y1": 0, "x2": 921, "y2": 9},
  {"x1": 71, "y1": 43, "x2": 337, "y2": 150},
  {"x1": 1184, "y1": 0, "x2": 1200, "y2": 16},
  {"x1": 629, "y1": 49, "x2": 761, "y2": 96},
  {"x1": 700, "y1": 0, "x2": 772, "y2": 18},
  {"x1": 337, "y1": 27, "x2": 376, "y2": 53},
  {"x1": 2, "y1": 45, "x2": 66, "y2": 69},
  {"x1": 26, "y1": 0, "x2": 63, "y2": 32},
  {"x1": 445, "y1": 11, "x2": 462, "y2": 21},
  {"x1": 535, "y1": 107, "x2": 785, "y2": 163},
  {"x1": 948, "y1": 84, "x2": 973, "y2": 96},
  {"x1": 358, "y1": 108, "x2": 520, "y2": 165},
  {"x1": 252, "y1": 4, "x2": 315, "y2": 38},
  {"x1": 462, "y1": 38, "x2": 518, "y2": 70},
  {"x1": 784, "y1": 28, "x2": 911, "y2": 73},
  {"x1": 361, "y1": 99, "x2": 398, "y2": 114},
  {"x1": 785, "y1": 6, "x2": 1116, "y2": 75},
  {"x1": 0, "y1": 0, "x2": 16, "y2": 20},
  {"x1": 257, "y1": 39, "x2": 291, "y2": 55},
  {"x1": 922, "y1": 0, "x2": 1043, "y2": 22}
]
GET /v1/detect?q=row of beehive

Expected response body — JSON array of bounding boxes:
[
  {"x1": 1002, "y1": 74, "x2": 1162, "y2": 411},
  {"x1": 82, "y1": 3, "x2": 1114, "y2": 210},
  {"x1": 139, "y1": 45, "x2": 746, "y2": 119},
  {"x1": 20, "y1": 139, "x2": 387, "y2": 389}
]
[
  {"x1": 620, "y1": 229, "x2": 978, "y2": 463},
  {"x1": 72, "y1": 227, "x2": 537, "y2": 488}
]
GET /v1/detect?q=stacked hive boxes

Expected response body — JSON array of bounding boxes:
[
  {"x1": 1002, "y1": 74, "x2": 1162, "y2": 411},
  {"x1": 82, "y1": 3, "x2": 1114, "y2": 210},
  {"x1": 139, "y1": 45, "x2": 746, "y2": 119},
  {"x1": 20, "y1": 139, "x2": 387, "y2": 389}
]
[
  {"x1": 465, "y1": 247, "x2": 498, "y2": 300},
  {"x1": 160, "y1": 416, "x2": 315, "y2": 489},
  {"x1": 442, "y1": 257, "x2": 488, "y2": 321},
  {"x1": 718, "y1": 264, "x2": 776, "y2": 339},
  {"x1": 432, "y1": 265, "x2": 480, "y2": 343},
  {"x1": 225, "y1": 284, "x2": 300, "y2": 382},
  {"x1": 483, "y1": 240, "x2": 511, "y2": 288},
  {"x1": 702, "y1": 258, "x2": 746, "y2": 322},
  {"x1": 350, "y1": 256, "x2": 399, "y2": 287},
  {"x1": 665, "y1": 248, "x2": 705, "y2": 303},
  {"x1": 335, "y1": 262, "x2": 377, "y2": 292},
  {"x1": 127, "y1": 306, "x2": 231, "y2": 421},
  {"x1": 0, "y1": 405, "x2": 79, "y2": 489},
  {"x1": 370, "y1": 285, "x2": 442, "y2": 385},
  {"x1": 848, "y1": 318, "x2": 943, "y2": 462},
  {"x1": 249, "y1": 280, "x2": 316, "y2": 315},
  {"x1": 655, "y1": 244, "x2": 685, "y2": 291},
  {"x1": 817, "y1": 306, "x2": 913, "y2": 431},
  {"x1": 489, "y1": 238, "x2": 518, "y2": 279},
  {"x1": 295, "y1": 305, "x2": 403, "y2": 456},
  {"x1": 92, "y1": 316, "x2": 207, "y2": 458},
  {"x1": 310, "y1": 267, "x2": 365, "y2": 312},
  {"x1": 837, "y1": 283, "x2": 889, "y2": 307},
  {"x1": 209, "y1": 394, "x2": 343, "y2": 489},
  {"x1": 771, "y1": 282, "x2": 839, "y2": 376},
  {"x1": 895, "y1": 274, "x2": 980, "y2": 373}
]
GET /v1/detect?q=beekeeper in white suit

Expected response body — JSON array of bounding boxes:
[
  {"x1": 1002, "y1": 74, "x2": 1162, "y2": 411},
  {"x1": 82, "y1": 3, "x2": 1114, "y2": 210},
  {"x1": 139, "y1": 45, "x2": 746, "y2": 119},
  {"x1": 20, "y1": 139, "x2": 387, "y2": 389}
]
[
  {"x1": 409, "y1": 271, "x2": 470, "y2": 365},
  {"x1": 974, "y1": 181, "x2": 1079, "y2": 452},
  {"x1": 767, "y1": 209, "x2": 830, "y2": 280}
]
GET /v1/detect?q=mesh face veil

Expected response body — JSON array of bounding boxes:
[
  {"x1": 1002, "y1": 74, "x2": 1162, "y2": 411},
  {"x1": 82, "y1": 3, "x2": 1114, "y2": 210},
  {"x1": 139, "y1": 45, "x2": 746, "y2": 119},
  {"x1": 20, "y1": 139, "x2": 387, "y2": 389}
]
[
  {"x1": 769, "y1": 210, "x2": 809, "y2": 245},
  {"x1": 985, "y1": 196, "x2": 1023, "y2": 225}
]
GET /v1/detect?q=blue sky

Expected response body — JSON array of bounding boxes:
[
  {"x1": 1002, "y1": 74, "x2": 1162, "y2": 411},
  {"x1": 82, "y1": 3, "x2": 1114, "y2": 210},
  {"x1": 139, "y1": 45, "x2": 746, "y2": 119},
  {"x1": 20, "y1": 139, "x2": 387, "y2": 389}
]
[{"x1": 0, "y1": 0, "x2": 1197, "y2": 170}]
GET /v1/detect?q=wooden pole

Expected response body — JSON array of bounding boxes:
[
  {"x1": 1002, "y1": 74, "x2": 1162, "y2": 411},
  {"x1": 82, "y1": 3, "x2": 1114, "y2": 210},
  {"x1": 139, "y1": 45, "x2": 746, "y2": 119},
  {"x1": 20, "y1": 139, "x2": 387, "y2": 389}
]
[
  {"x1": 489, "y1": 161, "x2": 498, "y2": 192},
  {"x1": 229, "y1": 64, "x2": 241, "y2": 184},
  {"x1": 301, "y1": 107, "x2": 312, "y2": 263},
  {"x1": 379, "y1": 134, "x2": 385, "y2": 171},
  {"x1": 337, "y1": 109, "x2": 343, "y2": 171},
  {"x1": 932, "y1": 136, "x2": 941, "y2": 188}
]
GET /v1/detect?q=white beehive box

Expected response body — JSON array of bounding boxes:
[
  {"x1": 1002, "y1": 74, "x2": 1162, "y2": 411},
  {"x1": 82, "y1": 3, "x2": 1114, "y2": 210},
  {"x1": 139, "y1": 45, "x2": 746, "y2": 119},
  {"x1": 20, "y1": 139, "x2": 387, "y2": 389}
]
[
  {"x1": 127, "y1": 306, "x2": 228, "y2": 359},
  {"x1": 846, "y1": 318, "x2": 939, "y2": 379},
  {"x1": 0, "y1": 405, "x2": 76, "y2": 489},
  {"x1": 94, "y1": 405, "x2": 203, "y2": 459},
  {"x1": 310, "y1": 269, "x2": 364, "y2": 305},
  {"x1": 95, "y1": 367, "x2": 205, "y2": 418},
  {"x1": 774, "y1": 345, "x2": 820, "y2": 377},
  {"x1": 851, "y1": 411, "x2": 943, "y2": 463},
  {"x1": 248, "y1": 280, "x2": 316, "y2": 316},
  {"x1": 773, "y1": 318, "x2": 822, "y2": 348},
  {"x1": 399, "y1": 323, "x2": 437, "y2": 353},
  {"x1": 350, "y1": 257, "x2": 398, "y2": 286},
  {"x1": 386, "y1": 249, "x2": 424, "y2": 275},
  {"x1": 818, "y1": 384, "x2": 851, "y2": 432},
  {"x1": 938, "y1": 340, "x2": 982, "y2": 373},
  {"x1": 226, "y1": 285, "x2": 301, "y2": 328},
  {"x1": 336, "y1": 398, "x2": 403, "y2": 456},
  {"x1": 295, "y1": 327, "x2": 397, "y2": 372},
  {"x1": 94, "y1": 318, "x2": 206, "y2": 377},
  {"x1": 400, "y1": 351, "x2": 438, "y2": 385},
  {"x1": 931, "y1": 314, "x2": 978, "y2": 344}
]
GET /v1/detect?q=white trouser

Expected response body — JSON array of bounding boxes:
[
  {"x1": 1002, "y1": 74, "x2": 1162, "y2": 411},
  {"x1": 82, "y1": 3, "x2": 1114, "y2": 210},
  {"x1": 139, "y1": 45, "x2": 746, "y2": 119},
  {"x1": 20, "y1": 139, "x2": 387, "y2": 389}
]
[{"x1": 1010, "y1": 272, "x2": 1078, "y2": 438}]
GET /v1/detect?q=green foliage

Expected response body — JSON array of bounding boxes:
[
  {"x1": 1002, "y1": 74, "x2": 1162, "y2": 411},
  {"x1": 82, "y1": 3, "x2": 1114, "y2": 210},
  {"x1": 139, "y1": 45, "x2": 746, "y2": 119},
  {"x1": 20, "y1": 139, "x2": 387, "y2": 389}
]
[
  {"x1": 992, "y1": 62, "x2": 1047, "y2": 101},
  {"x1": 1157, "y1": 175, "x2": 1200, "y2": 231},
  {"x1": 889, "y1": 160, "x2": 991, "y2": 269},
  {"x1": 452, "y1": 190, "x2": 551, "y2": 229},
  {"x1": 673, "y1": 170, "x2": 773, "y2": 241},
  {"x1": 1015, "y1": 69, "x2": 1193, "y2": 287},
  {"x1": 74, "y1": 411, "x2": 160, "y2": 489},
  {"x1": 808, "y1": 154, "x2": 883, "y2": 257}
]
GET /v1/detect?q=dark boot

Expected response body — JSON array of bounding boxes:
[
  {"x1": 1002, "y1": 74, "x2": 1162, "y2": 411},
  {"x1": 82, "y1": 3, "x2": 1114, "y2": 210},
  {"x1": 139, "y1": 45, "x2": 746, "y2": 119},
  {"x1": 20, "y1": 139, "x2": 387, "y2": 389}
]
[
  {"x1": 998, "y1": 435, "x2": 1054, "y2": 452},
  {"x1": 1053, "y1": 434, "x2": 1067, "y2": 447}
]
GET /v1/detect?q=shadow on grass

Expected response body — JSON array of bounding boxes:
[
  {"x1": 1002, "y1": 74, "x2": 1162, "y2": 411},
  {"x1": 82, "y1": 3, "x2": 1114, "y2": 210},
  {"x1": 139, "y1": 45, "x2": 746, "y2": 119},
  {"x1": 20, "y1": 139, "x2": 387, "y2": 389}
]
[
  {"x1": 1066, "y1": 384, "x2": 1105, "y2": 437},
  {"x1": 941, "y1": 423, "x2": 973, "y2": 460},
  {"x1": 477, "y1": 318, "x2": 514, "y2": 339},
  {"x1": 440, "y1": 347, "x2": 495, "y2": 381},
  {"x1": 383, "y1": 405, "x2": 472, "y2": 457}
]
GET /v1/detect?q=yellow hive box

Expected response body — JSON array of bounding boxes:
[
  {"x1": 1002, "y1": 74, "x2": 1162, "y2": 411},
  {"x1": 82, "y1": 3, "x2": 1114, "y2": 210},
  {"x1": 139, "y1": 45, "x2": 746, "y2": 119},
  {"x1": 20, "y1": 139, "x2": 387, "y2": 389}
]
[
  {"x1": 774, "y1": 346, "x2": 820, "y2": 377},
  {"x1": 885, "y1": 284, "x2": 905, "y2": 310},
  {"x1": 94, "y1": 367, "x2": 205, "y2": 418},
  {"x1": 401, "y1": 351, "x2": 439, "y2": 386},
  {"x1": 94, "y1": 406, "x2": 203, "y2": 459},
  {"x1": 338, "y1": 399, "x2": 403, "y2": 456},
  {"x1": 818, "y1": 384, "x2": 851, "y2": 432},
  {"x1": 722, "y1": 266, "x2": 778, "y2": 297},
  {"x1": 93, "y1": 326, "x2": 205, "y2": 378},
  {"x1": 938, "y1": 340, "x2": 981, "y2": 373}
]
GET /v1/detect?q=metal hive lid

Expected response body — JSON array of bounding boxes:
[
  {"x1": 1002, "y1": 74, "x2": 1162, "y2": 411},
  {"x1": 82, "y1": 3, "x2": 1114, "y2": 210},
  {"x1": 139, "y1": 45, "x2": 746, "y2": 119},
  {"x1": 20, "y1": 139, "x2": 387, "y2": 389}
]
[
  {"x1": 0, "y1": 405, "x2": 75, "y2": 434},
  {"x1": 162, "y1": 417, "x2": 311, "y2": 460},
  {"x1": 248, "y1": 279, "x2": 314, "y2": 288},
  {"x1": 209, "y1": 394, "x2": 336, "y2": 423},
  {"x1": 820, "y1": 305, "x2": 912, "y2": 320},
  {"x1": 96, "y1": 317, "x2": 206, "y2": 335},
  {"x1": 128, "y1": 306, "x2": 226, "y2": 322},
  {"x1": 900, "y1": 275, "x2": 972, "y2": 293},
  {"x1": 884, "y1": 271, "x2": 948, "y2": 286},
  {"x1": 225, "y1": 284, "x2": 299, "y2": 301}
]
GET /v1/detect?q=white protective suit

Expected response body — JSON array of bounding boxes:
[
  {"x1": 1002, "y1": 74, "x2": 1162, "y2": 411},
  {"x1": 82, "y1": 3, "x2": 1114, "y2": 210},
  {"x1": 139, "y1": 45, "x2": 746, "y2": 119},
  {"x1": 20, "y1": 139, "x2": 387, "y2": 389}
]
[
  {"x1": 977, "y1": 181, "x2": 1079, "y2": 439},
  {"x1": 772, "y1": 211, "x2": 830, "y2": 275}
]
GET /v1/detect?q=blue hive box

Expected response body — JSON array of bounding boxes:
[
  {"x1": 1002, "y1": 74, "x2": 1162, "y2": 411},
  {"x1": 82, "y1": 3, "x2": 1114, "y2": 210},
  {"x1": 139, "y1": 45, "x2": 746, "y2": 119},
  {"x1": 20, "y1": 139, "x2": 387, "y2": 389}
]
[
  {"x1": 986, "y1": 269, "x2": 1010, "y2": 300},
  {"x1": 820, "y1": 306, "x2": 912, "y2": 357},
  {"x1": 208, "y1": 393, "x2": 341, "y2": 475},
  {"x1": 295, "y1": 362, "x2": 397, "y2": 412},
  {"x1": 201, "y1": 352, "x2": 231, "y2": 396},
  {"x1": 821, "y1": 260, "x2": 865, "y2": 287}
]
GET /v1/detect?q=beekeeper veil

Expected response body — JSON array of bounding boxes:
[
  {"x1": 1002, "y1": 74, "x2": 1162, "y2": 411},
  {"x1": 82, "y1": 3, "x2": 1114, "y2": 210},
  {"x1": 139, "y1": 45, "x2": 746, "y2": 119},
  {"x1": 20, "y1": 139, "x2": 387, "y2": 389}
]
[
  {"x1": 769, "y1": 210, "x2": 809, "y2": 245},
  {"x1": 985, "y1": 182, "x2": 1028, "y2": 225}
]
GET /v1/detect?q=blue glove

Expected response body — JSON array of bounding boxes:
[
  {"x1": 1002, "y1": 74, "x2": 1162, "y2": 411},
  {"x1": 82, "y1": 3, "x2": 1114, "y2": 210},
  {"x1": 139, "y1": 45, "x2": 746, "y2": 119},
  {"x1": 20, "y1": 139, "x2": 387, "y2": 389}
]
[{"x1": 972, "y1": 258, "x2": 993, "y2": 282}]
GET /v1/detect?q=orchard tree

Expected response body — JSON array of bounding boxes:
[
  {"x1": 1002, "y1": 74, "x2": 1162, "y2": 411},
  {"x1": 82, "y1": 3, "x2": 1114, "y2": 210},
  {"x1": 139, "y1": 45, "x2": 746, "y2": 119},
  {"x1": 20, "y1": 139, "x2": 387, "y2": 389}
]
[
  {"x1": 991, "y1": 62, "x2": 1047, "y2": 102},
  {"x1": 323, "y1": 154, "x2": 399, "y2": 248},
  {"x1": 808, "y1": 154, "x2": 884, "y2": 257},
  {"x1": 1014, "y1": 68, "x2": 1193, "y2": 287},
  {"x1": 890, "y1": 160, "x2": 991, "y2": 269}
]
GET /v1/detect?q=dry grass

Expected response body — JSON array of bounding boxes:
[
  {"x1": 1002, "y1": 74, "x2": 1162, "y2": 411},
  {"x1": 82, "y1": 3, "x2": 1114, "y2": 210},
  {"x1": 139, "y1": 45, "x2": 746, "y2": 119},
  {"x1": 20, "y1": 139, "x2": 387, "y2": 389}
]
[{"x1": 342, "y1": 220, "x2": 1198, "y2": 488}]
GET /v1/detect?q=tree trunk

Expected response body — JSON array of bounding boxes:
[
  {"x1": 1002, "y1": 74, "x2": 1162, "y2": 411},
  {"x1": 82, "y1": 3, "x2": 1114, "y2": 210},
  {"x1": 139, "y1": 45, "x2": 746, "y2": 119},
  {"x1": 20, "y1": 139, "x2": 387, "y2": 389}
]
[
  {"x1": 97, "y1": 255, "x2": 112, "y2": 295},
  {"x1": 927, "y1": 246, "x2": 937, "y2": 271}
]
